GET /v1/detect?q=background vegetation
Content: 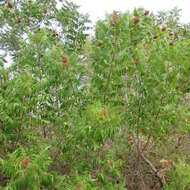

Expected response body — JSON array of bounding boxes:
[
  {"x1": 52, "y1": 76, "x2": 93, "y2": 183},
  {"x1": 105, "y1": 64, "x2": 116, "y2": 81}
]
[{"x1": 0, "y1": 1, "x2": 190, "y2": 189}]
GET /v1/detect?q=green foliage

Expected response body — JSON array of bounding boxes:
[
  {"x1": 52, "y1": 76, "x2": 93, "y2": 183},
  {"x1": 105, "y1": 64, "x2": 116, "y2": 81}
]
[
  {"x1": 164, "y1": 158, "x2": 190, "y2": 190},
  {"x1": 0, "y1": 146, "x2": 53, "y2": 190},
  {"x1": 0, "y1": 2, "x2": 189, "y2": 189}
]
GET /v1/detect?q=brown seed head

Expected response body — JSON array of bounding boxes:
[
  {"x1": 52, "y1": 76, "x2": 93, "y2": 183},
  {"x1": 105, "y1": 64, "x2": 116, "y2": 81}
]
[
  {"x1": 169, "y1": 41, "x2": 173, "y2": 46},
  {"x1": 134, "y1": 16, "x2": 140, "y2": 25},
  {"x1": 174, "y1": 32, "x2": 178, "y2": 39},
  {"x1": 178, "y1": 134, "x2": 182, "y2": 143},
  {"x1": 62, "y1": 55, "x2": 68, "y2": 63},
  {"x1": 43, "y1": 9, "x2": 47, "y2": 14},
  {"x1": 21, "y1": 157, "x2": 30, "y2": 169},
  {"x1": 77, "y1": 182, "x2": 82, "y2": 189},
  {"x1": 161, "y1": 26, "x2": 166, "y2": 32},
  {"x1": 168, "y1": 31, "x2": 173, "y2": 36},
  {"x1": 135, "y1": 59, "x2": 139, "y2": 66},
  {"x1": 98, "y1": 40, "x2": 103, "y2": 47},
  {"x1": 153, "y1": 35, "x2": 158, "y2": 40},
  {"x1": 101, "y1": 107, "x2": 107, "y2": 118},
  {"x1": 144, "y1": 10, "x2": 149, "y2": 16},
  {"x1": 8, "y1": 2, "x2": 13, "y2": 9},
  {"x1": 89, "y1": 87, "x2": 93, "y2": 94},
  {"x1": 17, "y1": 17, "x2": 22, "y2": 24}
]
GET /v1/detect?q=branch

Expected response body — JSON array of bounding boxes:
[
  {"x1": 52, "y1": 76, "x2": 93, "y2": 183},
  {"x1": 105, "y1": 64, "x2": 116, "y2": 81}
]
[
  {"x1": 103, "y1": 25, "x2": 117, "y2": 104},
  {"x1": 140, "y1": 151, "x2": 164, "y2": 187}
]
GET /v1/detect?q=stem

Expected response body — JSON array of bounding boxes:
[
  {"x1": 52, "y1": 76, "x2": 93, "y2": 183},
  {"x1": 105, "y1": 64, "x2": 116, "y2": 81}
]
[
  {"x1": 103, "y1": 63, "x2": 113, "y2": 103},
  {"x1": 142, "y1": 95, "x2": 165, "y2": 152},
  {"x1": 12, "y1": 110, "x2": 24, "y2": 151},
  {"x1": 103, "y1": 24, "x2": 117, "y2": 104},
  {"x1": 137, "y1": 143, "x2": 146, "y2": 190},
  {"x1": 36, "y1": 42, "x2": 41, "y2": 80},
  {"x1": 43, "y1": 126, "x2": 47, "y2": 138}
]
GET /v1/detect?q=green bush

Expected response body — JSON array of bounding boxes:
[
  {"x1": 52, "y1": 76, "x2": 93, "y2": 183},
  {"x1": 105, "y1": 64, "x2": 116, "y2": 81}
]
[{"x1": 0, "y1": 1, "x2": 189, "y2": 189}]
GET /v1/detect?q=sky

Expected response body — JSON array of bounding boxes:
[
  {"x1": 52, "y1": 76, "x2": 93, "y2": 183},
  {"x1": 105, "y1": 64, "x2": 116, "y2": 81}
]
[{"x1": 75, "y1": 0, "x2": 190, "y2": 25}]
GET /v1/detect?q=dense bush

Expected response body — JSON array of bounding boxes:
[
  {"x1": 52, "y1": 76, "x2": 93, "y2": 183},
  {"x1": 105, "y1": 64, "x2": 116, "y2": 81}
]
[{"x1": 0, "y1": 1, "x2": 190, "y2": 189}]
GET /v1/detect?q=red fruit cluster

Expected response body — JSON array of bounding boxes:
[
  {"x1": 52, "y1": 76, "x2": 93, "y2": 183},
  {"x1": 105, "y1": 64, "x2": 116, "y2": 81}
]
[
  {"x1": 113, "y1": 10, "x2": 119, "y2": 26},
  {"x1": 8, "y1": 2, "x2": 13, "y2": 9},
  {"x1": 98, "y1": 40, "x2": 103, "y2": 47},
  {"x1": 135, "y1": 59, "x2": 139, "y2": 66},
  {"x1": 134, "y1": 16, "x2": 140, "y2": 25},
  {"x1": 128, "y1": 135, "x2": 134, "y2": 145},
  {"x1": 21, "y1": 157, "x2": 30, "y2": 169},
  {"x1": 144, "y1": 10, "x2": 149, "y2": 16},
  {"x1": 178, "y1": 134, "x2": 182, "y2": 143},
  {"x1": 77, "y1": 182, "x2": 82, "y2": 189},
  {"x1": 61, "y1": 54, "x2": 69, "y2": 64},
  {"x1": 102, "y1": 107, "x2": 107, "y2": 117}
]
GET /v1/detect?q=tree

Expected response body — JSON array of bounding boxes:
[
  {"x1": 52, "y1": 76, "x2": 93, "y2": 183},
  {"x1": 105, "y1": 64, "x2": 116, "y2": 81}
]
[{"x1": 0, "y1": 2, "x2": 190, "y2": 190}]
